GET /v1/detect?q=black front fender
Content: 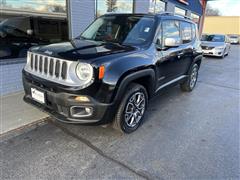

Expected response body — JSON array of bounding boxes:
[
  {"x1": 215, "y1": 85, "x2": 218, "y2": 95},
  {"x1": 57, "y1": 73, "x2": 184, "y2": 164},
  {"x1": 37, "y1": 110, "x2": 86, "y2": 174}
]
[{"x1": 113, "y1": 68, "x2": 156, "y2": 102}]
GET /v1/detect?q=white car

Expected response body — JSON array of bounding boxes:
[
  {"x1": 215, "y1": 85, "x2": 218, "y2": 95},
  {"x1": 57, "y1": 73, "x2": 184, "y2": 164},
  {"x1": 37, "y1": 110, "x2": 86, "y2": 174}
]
[
  {"x1": 228, "y1": 35, "x2": 239, "y2": 44},
  {"x1": 201, "y1": 34, "x2": 231, "y2": 58}
]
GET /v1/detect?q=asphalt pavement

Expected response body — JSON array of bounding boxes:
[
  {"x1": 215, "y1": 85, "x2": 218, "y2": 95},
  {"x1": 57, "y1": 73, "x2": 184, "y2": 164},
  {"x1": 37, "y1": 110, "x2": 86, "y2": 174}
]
[{"x1": 1, "y1": 45, "x2": 239, "y2": 180}]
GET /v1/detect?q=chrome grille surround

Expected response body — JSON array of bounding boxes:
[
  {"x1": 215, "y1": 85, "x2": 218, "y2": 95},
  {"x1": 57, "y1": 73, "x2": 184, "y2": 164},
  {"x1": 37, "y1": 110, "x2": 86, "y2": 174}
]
[{"x1": 24, "y1": 52, "x2": 93, "y2": 87}]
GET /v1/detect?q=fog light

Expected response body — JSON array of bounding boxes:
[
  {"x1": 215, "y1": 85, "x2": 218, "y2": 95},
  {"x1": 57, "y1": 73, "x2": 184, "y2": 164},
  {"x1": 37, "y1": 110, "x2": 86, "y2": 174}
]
[
  {"x1": 70, "y1": 106, "x2": 93, "y2": 117},
  {"x1": 74, "y1": 96, "x2": 90, "y2": 102},
  {"x1": 85, "y1": 107, "x2": 92, "y2": 114}
]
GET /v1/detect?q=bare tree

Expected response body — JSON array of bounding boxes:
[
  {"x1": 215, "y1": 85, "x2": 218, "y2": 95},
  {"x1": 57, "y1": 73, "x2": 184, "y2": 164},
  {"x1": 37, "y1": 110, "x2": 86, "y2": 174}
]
[
  {"x1": 206, "y1": 5, "x2": 221, "y2": 16},
  {"x1": 50, "y1": 5, "x2": 66, "y2": 13},
  {"x1": 106, "y1": 0, "x2": 117, "y2": 12}
]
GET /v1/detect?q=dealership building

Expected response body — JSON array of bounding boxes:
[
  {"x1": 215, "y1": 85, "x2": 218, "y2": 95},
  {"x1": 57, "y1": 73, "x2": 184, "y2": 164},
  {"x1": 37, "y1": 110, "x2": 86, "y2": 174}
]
[
  {"x1": 68, "y1": 0, "x2": 207, "y2": 38},
  {"x1": 0, "y1": 0, "x2": 208, "y2": 133},
  {"x1": 1, "y1": 0, "x2": 208, "y2": 45}
]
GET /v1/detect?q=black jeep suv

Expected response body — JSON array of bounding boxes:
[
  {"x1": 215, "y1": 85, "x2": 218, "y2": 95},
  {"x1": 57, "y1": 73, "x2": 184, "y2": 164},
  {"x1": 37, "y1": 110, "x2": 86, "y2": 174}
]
[{"x1": 22, "y1": 13, "x2": 202, "y2": 133}]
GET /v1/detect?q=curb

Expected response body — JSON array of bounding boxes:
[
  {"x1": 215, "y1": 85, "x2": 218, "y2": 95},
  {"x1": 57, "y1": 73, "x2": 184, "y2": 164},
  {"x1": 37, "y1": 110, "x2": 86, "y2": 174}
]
[{"x1": 0, "y1": 118, "x2": 49, "y2": 143}]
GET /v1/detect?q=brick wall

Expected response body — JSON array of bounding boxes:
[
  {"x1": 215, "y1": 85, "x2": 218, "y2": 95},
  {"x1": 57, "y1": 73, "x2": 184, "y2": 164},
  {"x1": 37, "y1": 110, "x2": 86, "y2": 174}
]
[{"x1": 0, "y1": 60, "x2": 26, "y2": 96}]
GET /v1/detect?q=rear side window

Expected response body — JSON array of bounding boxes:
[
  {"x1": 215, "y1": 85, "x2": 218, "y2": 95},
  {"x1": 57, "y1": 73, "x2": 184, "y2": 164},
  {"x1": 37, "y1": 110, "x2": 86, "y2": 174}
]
[
  {"x1": 191, "y1": 24, "x2": 196, "y2": 40},
  {"x1": 181, "y1": 21, "x2": 192, "y2": 44},
  {"x1": 162, "y1": 20, "x2": 181, "y2": 43}
]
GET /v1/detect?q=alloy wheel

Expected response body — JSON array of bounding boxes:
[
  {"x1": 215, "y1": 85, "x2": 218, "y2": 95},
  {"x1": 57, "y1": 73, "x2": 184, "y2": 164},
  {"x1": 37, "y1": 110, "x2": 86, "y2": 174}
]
[
  {"x1": 190, "y1": 65, "x2": 198, "y2": 89},
  {"x1": 124, "y1": 92, "x2": 146, "y2": 128}
]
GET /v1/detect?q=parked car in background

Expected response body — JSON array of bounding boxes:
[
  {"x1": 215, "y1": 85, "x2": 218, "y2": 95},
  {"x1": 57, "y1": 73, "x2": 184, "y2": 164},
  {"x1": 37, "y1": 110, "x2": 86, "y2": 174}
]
[
  {"x1": 201, "y1": 34, "x2": 231, "y2": 58},
  {"x1": 22, "y1": 13, "x2": 203, "y2": 133},
  {"x1": 0, "y1": 16, "x2": 68, "y2": 59},
  {"x1": 228, "y1": 34, "x2": 239, "y2": 44}
]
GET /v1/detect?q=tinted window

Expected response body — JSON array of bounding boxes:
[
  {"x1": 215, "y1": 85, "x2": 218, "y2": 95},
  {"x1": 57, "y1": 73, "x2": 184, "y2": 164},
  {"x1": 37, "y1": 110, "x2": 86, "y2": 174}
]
[
  {"x1": 162, "y1": 20, "x2": 181, "y2": 44},
  {"x1": 191, "y1": 24, "x2": 196, "y2": 40},
  {"x1": 181, "y1": 22, "x2": 192, "y2": 44},
  {"x1": 201, "y1": 35, "x2": 225, "y2": 42}
]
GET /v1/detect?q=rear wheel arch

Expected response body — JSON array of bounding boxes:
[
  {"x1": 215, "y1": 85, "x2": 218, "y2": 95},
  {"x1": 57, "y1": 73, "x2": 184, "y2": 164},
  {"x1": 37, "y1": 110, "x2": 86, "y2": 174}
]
[{"x1": 188, "y1": 55, "x2": 202, "y2": 74}]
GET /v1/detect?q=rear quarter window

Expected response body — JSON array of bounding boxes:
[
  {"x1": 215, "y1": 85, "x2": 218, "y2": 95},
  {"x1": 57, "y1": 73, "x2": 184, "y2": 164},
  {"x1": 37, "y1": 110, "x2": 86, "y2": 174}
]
[{"x1": 181, "y1": 21, "x2": 192, "y2": 44}]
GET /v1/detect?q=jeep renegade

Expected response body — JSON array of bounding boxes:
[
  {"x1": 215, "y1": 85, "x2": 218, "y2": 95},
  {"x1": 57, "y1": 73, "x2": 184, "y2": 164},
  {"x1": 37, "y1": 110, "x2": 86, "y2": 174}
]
[{"x1": 22, "y1": 13, "x2": 202, "y2": 133}]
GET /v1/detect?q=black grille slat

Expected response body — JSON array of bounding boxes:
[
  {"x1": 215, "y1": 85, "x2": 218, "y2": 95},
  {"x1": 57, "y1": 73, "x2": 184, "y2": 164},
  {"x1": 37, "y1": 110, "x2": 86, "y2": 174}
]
[
  {"x1": 30, "y1": 54, "x2": 34, "y2": 69},
  {"x1": 44, "y1": 57, "x2": 48, "y2": 74},
  {"x1": 34, "y1": 55, "x2": 38, "y2": 71},
  {"x1": 49, "y1": 59, "x2": 54, "y2": 75},
  {"x1": 39, "y1": 56, "x2": 43, "y2": 73},
  {"x1": 29, "y1": 53, "x2": 69, "y2": 81},
  {"x1": 55, "y1": 60, "x2": 60, "y2": 78},
  {"x1": 61, "y1": 62, "x2": 67, "y2": 79}
]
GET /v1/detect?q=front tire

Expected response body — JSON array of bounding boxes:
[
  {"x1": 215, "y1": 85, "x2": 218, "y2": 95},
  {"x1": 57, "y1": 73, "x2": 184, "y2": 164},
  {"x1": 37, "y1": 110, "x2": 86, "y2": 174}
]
[
  {"x1": 180, "y1": 63, "x2": 199, "y2": 92},
  {"x1": 113, "y1": 83, "x2": 148, "y2": 134}
]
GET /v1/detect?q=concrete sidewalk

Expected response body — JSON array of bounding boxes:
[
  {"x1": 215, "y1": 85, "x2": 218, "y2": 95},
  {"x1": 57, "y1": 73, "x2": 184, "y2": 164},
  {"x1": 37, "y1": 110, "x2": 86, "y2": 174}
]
[
  {"x1": 0, "y1": 58, "x2": 48, "y2": 134},
  {"x1": 0, "y1": 92, "x2": 48, "y2": 134}
]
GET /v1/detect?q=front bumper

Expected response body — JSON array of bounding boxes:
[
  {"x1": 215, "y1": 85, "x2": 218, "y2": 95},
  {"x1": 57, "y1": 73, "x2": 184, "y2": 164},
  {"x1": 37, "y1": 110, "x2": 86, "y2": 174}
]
[
  {"x1": 230, "y1": 40, "x2": 239, "y2": 44},
  {"x1": 22, "y1": 71, "x2": 116, "y2": 125},
  {"x1": 202, "y1": 48, "x2": 224, "y2": 57}
]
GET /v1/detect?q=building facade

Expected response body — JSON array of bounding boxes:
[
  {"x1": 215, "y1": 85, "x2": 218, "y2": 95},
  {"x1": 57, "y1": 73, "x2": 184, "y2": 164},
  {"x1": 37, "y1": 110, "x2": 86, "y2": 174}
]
[
  {"x1": 68, "y1": 0, "x2": 207, "y2": 39},
  {"x1": 0, "y1": 0, "x2": 207, "y2": 96},
  {"x1": 203, "y1": 16, "x2": 240, "y2": 35}
]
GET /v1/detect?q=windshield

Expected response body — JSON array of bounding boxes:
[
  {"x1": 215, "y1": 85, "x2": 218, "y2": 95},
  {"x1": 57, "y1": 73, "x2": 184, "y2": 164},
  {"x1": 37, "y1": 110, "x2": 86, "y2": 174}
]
[
  {"x1": 201, "y1": 35, "x2": 225, "y2": 42},
  {"x1": 80, "y1": 15, "x2": 156, "y2": 46}
]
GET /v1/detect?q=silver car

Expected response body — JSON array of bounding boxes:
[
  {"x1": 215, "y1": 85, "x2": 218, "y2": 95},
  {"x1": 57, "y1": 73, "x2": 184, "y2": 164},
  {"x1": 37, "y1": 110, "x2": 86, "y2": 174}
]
[
  {"x1": 201, "y1": 34, "x2": 231, "y2": 58},
  {"x1": 228, "y1": 35, "x2": 239, "y2": 44}
]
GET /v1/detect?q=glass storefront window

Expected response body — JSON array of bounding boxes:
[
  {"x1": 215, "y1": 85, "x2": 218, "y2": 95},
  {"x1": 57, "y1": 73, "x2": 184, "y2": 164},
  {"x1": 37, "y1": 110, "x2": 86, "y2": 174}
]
[
  {"x1": 96, "y1": 0, "x2": 134, "y2": 17},
  {"x1": 191, "y1": 13, "x2": 200, "y2": 24},
  {"x1": 175, "y1": 6, "x2": 186, "y2": 16},
  {"x1": 0, "y1": 0, "x2": 66, "y2": 14},
  {"x1": 0, "y1": 0, "x2": 68, "y2": 60},
  {"x1": 149, "y1": 0, "x2": 166, "y2": 13}
]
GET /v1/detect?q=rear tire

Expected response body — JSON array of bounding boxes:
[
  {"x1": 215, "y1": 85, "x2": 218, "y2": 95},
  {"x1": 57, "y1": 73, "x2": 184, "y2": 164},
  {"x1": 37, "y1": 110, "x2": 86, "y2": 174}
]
[
  {"x1": 180, "y1": 63, "x2": 199, "y2": 92},
  {"x1": 112, "y1": 83, "x2": 148, "y2": 134}
]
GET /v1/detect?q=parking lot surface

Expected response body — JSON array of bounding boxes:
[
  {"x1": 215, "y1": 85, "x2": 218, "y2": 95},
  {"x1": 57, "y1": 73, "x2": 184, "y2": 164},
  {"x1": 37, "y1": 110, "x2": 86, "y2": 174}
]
[{"x1": 1, "y1": 46, "x2": 239, "y2": 180}]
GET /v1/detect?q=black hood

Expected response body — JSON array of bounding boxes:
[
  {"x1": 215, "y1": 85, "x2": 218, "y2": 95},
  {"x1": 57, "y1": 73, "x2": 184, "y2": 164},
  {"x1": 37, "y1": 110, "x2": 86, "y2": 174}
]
[{"x1": 30, "y1": 39, "x2": 136, "y2": 61}]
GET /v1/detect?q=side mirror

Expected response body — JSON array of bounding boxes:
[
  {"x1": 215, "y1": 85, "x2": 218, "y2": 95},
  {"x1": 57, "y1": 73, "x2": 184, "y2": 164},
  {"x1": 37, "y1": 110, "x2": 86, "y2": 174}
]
[
  {"x1": 27, "y1": 29, "x2": 33, "y2": 36},
  {"x1": 164, "y1": 37, "x2": 181, "y2": 47}
]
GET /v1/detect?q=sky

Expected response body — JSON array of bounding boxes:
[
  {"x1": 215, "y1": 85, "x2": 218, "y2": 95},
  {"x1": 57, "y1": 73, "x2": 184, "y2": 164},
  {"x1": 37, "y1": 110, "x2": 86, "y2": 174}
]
[{"x1": 207, "y1": 0, "x2": 240, "y2": 16}]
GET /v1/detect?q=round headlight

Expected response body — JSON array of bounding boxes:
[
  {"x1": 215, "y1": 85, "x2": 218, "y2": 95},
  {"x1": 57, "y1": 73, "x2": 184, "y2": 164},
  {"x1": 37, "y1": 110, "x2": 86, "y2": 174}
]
[{"x1": 76, "y1": 63, "x2": 93, "y2": 82}]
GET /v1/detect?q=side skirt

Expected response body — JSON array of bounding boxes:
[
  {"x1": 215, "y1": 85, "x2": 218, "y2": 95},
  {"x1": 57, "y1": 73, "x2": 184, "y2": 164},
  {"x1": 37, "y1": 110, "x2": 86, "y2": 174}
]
[{"x1": 155, "y1": 75, "x2": 187, "y2": 93}]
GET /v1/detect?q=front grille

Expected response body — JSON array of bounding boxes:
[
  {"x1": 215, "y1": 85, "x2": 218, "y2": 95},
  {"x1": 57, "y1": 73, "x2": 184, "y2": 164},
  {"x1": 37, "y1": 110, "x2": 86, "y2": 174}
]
[
  {"x1": 25, "y1": 52, "x2": 92, "y2": 88},
  {"x1": 202, "y1": 46, "x2": 214, "y2": 50},
  {"x1": 28, "y1": 52, "x2": 68, "y2": 80}
]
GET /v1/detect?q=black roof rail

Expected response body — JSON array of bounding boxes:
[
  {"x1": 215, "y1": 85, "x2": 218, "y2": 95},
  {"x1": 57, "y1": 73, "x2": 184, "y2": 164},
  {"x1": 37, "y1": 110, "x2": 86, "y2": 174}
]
[{"x1": 156, "y1": 11, "x2": 192, "y2": 20}]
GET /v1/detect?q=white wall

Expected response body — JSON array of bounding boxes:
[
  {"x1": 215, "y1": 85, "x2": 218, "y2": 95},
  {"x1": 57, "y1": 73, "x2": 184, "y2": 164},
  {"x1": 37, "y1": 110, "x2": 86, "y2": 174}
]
[{"x1": 68, "y1": 0, "x2": 96, "y2": 39}]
